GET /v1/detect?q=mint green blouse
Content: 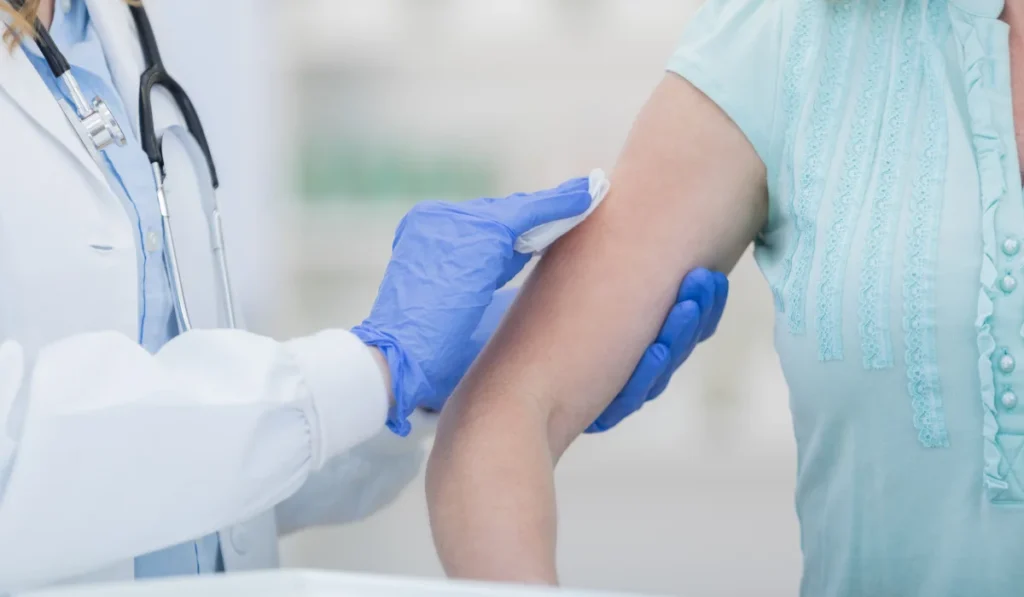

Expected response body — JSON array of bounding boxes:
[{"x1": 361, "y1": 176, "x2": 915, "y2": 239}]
[{"x1": 669, "y1": 0, "x2": 1024, "y2": 594}]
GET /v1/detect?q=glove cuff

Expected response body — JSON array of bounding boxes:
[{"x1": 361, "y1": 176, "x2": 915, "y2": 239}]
[{"x1": 351, "y1": 325, "x2": 432, "y2": 437}]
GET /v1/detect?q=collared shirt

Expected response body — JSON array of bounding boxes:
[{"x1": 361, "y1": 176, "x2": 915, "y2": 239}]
[{"x1": 22, "y1": 0, "x2": 222, "y2": 578}]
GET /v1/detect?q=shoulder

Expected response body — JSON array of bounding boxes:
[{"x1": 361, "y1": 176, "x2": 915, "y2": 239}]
[
  {"x1": 665, "y1": 0, "x2": 917, "y2": 178},
  {"x1": 664, "y1": 0, "x2": 812, "y2": 174}
]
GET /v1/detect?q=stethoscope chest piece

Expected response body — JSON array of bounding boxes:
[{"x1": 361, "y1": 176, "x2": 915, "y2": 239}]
[
  {"x1": 58, "y1": 71, "x2": 126, "y2": 151},
  {"x1": 80, "y1": 95, "x2": 125, "y2": 150}
]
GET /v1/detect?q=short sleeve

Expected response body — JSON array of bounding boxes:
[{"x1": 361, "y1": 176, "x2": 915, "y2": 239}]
[{"x1": 666, "y1": 0, "x2": 788, "y2": 174}]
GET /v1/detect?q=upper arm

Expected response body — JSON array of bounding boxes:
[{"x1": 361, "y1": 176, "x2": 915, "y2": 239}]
[
  {"x1": 443, "y1": 0, "x2": 789, "y2": 451},
  {"x1": 467, "y1": 73, "x2": 768, "y2": 453}
]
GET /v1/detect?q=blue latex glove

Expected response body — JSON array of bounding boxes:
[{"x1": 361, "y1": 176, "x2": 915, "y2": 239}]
[
  {"x1": 586, "y1": 268, "x2": 728, "y2": 433},
  {"x1": 413, "y1": 287, "x2": 520, "y2": 413},
  {"x1": 352, "y1": 177, "x2": 592, "y2": 436}
]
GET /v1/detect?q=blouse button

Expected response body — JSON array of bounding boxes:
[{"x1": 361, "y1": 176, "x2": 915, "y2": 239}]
[
  {"x1": 230, "y1": 526, "x2": 249, "y2": 555},
  {"x1": 144, "y1": 230, "x2": 160, "y2": 253},
  {"x1": 1003, "y1": 391, "x2": 1019, "y2": 410},
  {"x1": 1001, "y1": 275, "x2": 1018, "y2": 294},
  {"x1": 1004, "y1": 238, "x2": 1020, "y2": 256},
  {"x1": 1000, "y1": 354, "x2": 1016, "y2": 374}
]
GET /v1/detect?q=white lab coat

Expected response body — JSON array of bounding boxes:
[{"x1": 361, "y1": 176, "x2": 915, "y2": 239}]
[{"x1": 0, "y1": 0, "x2": 431, "y2": 591}]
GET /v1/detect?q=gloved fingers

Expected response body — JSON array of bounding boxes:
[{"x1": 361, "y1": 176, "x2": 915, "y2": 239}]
[
  {"x1": 587, "y1": 342, "x2": 670, "y2": 433},
  {"x1": 645, "y1": 301, "x2": 703, "y2": 402},
  {"x1": 677, "y1": 268, "x2": 717, "y2": 309},
  {"x1": 610, "y1": 301, "x2": 700, "y2": 428},
  {"x1": 482, "y1": 177, "x2": 588, "y2": 215},
  {"x1": 505, "y1": 188, "x2": 593, "y2": 237},
  {"x1": 699, "y1": 272, "x2": 729, "y2": 342},
  {"x1": 499, "y1": 174, "x2": 588, "y2": 203},
  {"x1": 678, "y1": 269, "x2": 717, "y2": 343},
  {"x1": 655, "y1": 299, "x2": 702, "y2": 347},
  {"x1": 663, "y1": 301, "x2": 703, "y2": 366},
  {"x1": 638, "y1": 300, "x2": 700, "y2": 405},
  {"x1": 551, "y1": 176, "x2": 591, "y2": 194}
]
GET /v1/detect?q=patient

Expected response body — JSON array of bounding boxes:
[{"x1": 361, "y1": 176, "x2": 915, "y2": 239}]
[{"x1": 427, "y1": 0, "x2": 1024, "y2": 595}]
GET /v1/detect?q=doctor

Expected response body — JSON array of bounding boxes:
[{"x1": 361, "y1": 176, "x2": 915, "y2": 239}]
[{"x1": 0, "y1": 0, "x2": 728, "y2": 592}]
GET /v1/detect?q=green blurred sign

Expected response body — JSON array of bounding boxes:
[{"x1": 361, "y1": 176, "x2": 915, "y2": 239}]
[{"x1": 299, "y1": 139, "x2": 499, "y2": 204}]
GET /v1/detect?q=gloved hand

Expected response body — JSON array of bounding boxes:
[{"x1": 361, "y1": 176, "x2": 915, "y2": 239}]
[
  {"x1": 453, "y1": 269, "x2": 727, "y2": 433},
  {"x1": 586, "y1": 268, "x2": 728, "y2": 433},
  {"x1": 353, "y1": 178, "x2": 592, "y2": 436}
]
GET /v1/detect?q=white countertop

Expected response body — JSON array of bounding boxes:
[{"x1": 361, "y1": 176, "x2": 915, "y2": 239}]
[{"x1": 20, "y1": 570, "x2": 655, "y2": 597}]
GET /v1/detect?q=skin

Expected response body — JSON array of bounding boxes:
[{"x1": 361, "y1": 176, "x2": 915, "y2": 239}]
[
  {"x1": 37, "y1": 0, "x2": 54, "y2": 28},
  {"x1": 1006, "y1": 4, "x2": 1024, "y2": 172},
  {"x1": 426, "y1": 73, "x2": 768, "y2": 584}
]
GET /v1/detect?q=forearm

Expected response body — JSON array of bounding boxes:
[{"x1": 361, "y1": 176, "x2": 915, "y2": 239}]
[
  {"x1": 427, "y1": 381, "x2": 558, "y2": 584},
  {"x1": 0, "y1": 328, "x2": 387, "y2": 590}
]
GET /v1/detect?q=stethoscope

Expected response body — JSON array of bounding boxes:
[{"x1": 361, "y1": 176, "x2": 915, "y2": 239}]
[{"x1": 9, "y1": 0, "x2": 237, "y2": 331}]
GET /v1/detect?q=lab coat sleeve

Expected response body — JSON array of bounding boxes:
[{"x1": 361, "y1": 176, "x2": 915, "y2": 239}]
[
  {"x1": 275, "y1": 410, "x2": 438, "y2": 534},
  {"x1": 0, "y1": 328, "x2": 389, "y2": 592}
]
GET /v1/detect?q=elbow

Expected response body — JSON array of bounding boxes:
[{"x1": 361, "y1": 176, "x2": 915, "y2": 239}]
[
  {"x1": 425, "y1": 381, "x2": 545, "y2": 483},
  {"x1": 425, "y1": 387, "x2": 555, "y2": 510},
  {"x1": 424, "y1": 396, "x2": 490, "y2": 516},
  {"x1": 424, "y1": 438, "x2": 447, "y2": 535},
  {"x1": 425, "y1": 388, "x2": 559, "y2": 582},
  {"x1": 425, "y1": 418, "x2": 462, "y2": 574},
  {"x1": 545, "y1": 409, "x2": 579, "y2": 465}
]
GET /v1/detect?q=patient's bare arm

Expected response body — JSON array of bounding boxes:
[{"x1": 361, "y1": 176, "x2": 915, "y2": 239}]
[{"x1": 425, "y1": 73, "x2": 769, "y2": 584}]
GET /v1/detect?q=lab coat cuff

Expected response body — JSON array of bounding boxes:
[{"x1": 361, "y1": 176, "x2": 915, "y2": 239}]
[
  {"x1": 286, "y1": 330, "x2": 389, "y2": 468},
  {"x1": 350, "y1": 326, "x2": 431, "y2": 438}
]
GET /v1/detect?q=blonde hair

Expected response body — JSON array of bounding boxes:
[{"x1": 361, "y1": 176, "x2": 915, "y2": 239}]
[
  {"x1": 2, "y1": 0, "x2": 44, "y2": 44},
  {"x1": 2, "y1": 0, "x2": 137, "y2": 46}
]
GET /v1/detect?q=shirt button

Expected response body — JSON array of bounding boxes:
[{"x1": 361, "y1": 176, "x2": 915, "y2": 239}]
[
  {"x1": 1002, "y1": 391, "x2": 1018, "y2": 410},
  {"x1": 1004, "y1": 238, "x2": 1021, "y2": 256},
  {"x1": 144, "y1": 230, "x2": 160, "y2": 253},
  {"x1": 61, "y1": 0, "x2": 72, "y2": 13},
  {"x1": 1000, "y1": 354, "x2": 1016, "y2": 374},
  {"x1": 1001, "y1": 275, "x2": 1018, "y2": 294}
]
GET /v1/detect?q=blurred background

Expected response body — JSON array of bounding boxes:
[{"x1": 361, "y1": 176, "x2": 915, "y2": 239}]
[{"x1": 155, "y1": 1, "x2": 801, "y2": 595}]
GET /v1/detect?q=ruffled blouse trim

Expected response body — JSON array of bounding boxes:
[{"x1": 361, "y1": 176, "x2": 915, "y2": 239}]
[{"x1": 948, "y1": 0, "x2": 1008, "y2": 494}]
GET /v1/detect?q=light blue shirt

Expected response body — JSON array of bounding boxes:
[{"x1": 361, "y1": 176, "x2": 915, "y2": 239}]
[
  {"x1": 22, "y1": 0, "x2": 222, "y2": 579},
  {"x1": 670, "y1": 0, "x2": 1024, "y2": 594}
]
